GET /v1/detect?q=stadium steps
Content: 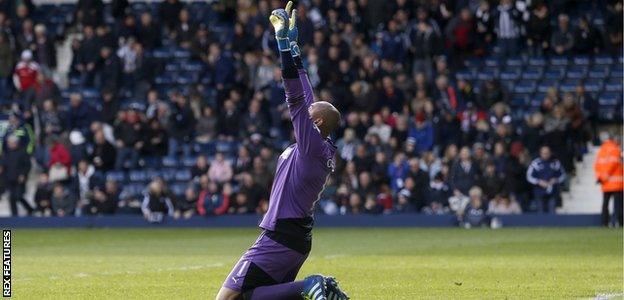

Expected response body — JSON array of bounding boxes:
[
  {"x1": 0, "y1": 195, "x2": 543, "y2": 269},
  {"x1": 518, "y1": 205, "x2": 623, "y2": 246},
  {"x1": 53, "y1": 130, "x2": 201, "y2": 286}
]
[{"x1": 559, "y1": 146, "x2": 603, "y2": 214}]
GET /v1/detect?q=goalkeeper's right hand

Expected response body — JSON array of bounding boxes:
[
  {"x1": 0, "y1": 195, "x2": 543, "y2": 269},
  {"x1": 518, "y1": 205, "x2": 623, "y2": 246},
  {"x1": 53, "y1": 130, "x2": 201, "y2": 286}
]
[{"x1": 284, "y1": 1, "x2": 301, "y2": 57}]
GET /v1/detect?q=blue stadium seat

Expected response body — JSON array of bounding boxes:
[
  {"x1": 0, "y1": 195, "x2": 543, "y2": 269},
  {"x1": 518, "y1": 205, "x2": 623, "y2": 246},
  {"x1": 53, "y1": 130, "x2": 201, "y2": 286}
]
[
  {"x1": 505, "y1": 57, "x2": 524, "y2": 67},
  {"x1": 129, "y1": 170, "x2": 148, "y2": 183},
  {"x1": 175, "y1": 170, "x2": 192, "y2": 182},
  {"x1": 572, "y1": 56, "x2": 590, "y2": 66},
  {"x1": 484, "y1": 58, "x2": 501, "y2": 67},
  {"x1": 511, "y1": 94, "x2": 530, "y2": 107},
  {"x1": 605, "y1": 80, "x2": 623, "y2": 92},
  {"x1": 522, "y1": 69, "x2": 543, "y2": 80},
  {"x1": 170, "y1": 183, "x2": 188, "y2": 196},
  {"x1": 162, "y1": 157, "x2": 178, "y2": 168},
  {"x1": 106, "y1": 171, "x2": 126, "y2": 183},
  {"x1": 528, "y1": 57, "x2": 546, "y2": 67},
  {"x1": 543, "y1": 69, "x2": 565, "y2": 80},
  {"x1": 584, "y1": 79, "x2": 604, "y2": 93},
  {"x1": 610, "y1": 65, "x2": 623, "y2": 78},
  {"x1": 181, "y1": 156, "x2": 198, "y2": 168},
  {"x1": 566, "y1": 66, "x2": 588, "y2": 79},
  {"x1": 159, "y1": 169, "x2": 176, "y2": 181},
  {"x1": 593, "y1": 55, "x2": 614, "y2": 65},
  {"x1": 513, "y1": 80, "x2": 537, "y2": 94},
  {"x1": 477, "y1": 70, "x2": 495, "y2": 81},
  {"x1": 500, "y1": 71, "x2": 520, "y2": 81},
  {"x1": 588, "y1": 65, "x2": 609, "y2": 79},
  {"x1": 455, "y1": 70, "x2": 474, "y2": 81},
  {"x1": 598, "y1": 93, "x2": 621, "y2": 106},
  {"x1": 537, "y1": 80, "x2": 558, "y2": 93},
  {"x1": 549, "y1": 56, "x2": 569, "y2": 66}
]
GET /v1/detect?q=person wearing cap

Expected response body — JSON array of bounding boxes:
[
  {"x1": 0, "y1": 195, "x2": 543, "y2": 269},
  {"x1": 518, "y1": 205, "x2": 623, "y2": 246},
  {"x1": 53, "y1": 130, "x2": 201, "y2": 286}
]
[
  {"x1": 594, "y1": 132, "x2": 623, "y2": 227},
  {"x1": 12, "y1": 49, "x2": 39, "y2": 92}
]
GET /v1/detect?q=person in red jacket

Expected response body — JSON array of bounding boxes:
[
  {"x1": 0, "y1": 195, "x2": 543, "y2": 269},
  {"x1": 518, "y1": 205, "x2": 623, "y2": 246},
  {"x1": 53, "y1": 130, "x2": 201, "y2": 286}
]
[
  {"x1": 48, "y1": 136, "x2": 72, "y2": 182},
  {"x1": 13, "y1": 50, "x2": 39, "y2": 92}
]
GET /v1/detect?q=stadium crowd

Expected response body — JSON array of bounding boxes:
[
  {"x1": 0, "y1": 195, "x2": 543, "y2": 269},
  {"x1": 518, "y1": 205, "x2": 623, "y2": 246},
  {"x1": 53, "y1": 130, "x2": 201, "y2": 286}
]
[{"x1": 0, "y1": 0, "x2": 622, "y2": 223}]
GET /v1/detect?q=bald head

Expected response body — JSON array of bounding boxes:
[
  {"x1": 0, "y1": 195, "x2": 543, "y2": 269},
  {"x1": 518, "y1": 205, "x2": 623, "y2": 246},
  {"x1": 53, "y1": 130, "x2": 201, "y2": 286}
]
[{"x1": 309, "y1": 101, "x2": 341, "y2": 138}]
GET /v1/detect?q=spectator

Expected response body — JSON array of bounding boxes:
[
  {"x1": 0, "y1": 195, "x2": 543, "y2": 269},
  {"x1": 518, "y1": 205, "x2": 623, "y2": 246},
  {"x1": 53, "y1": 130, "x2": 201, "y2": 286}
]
[
  {"x1": 526, "y1": 4, "x2": 551, "y2": 56},
  {"x1": 90, "y1": 129, "x2": 116, "y2": 172},
  {"x1": 13, "y1": 49, "x2": 38, "y2": 93},
  {"x1": 458, "y1": 186, "x2": 489, "y2": 227},
  {"x1": 551, "y1": 14, "x2": 574, "y2": 55},
  {"x1": 208, "y1": 152, "x2": 233, "y2": 184},
  {"x1": 141, "y1": 179, "x2": 174, "y2": 222},
  {"x1": 527, "y1": 146, "x2": 566, "y2": 213},
  {"x1": 594, "y1": 133, "x2": 623, "y2": 227},
  {"x1": 174, "y1": 185, "x2": 197, "y2": 219},
  {"x1": 488, "y1": 193, "x2": 522, "y2": 215},
  {"x1": 0, "y1": 33, "x2": 12, "y2": 99},
  {"x1": 573, "y1": 17, "x2": 602, "y2": 55},
  {"x1": 450, "y1": 146, "x2": 481, "y2": 195},
  {"x1": 114, "y1": 108, "x2": 144, "y2": 169},
  {"x1": 167, "y1": 95, "x2": 194, "y2": 158},
  {"x1": 67, "y1": 93, "x2": 96, "y2": 132},
  {"x1": 51, "y1": 183, "x2": 75, "y2": 217},
  {"x1": 32, "y1": 24, "x2": 55, "y2": 71},
  {"x1": 0, "y1": 135, "x2": 33, "y2": 216},
  {"x1": 33, "y1": 173, "x2": 53, "y2": 217},
  {"x1": 493, "y1": 0, "x2": 522, "y2": 57},
  {"x1": 86, "y1": 180, "x2": 118, "y2": 215}
]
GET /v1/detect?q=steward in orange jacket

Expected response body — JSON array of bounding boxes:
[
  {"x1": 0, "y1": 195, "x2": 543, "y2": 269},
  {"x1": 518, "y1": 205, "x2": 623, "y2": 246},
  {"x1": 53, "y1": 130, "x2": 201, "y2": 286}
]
[{"x1": 594, "y1": 137, "x2": 623, "y2": 226}]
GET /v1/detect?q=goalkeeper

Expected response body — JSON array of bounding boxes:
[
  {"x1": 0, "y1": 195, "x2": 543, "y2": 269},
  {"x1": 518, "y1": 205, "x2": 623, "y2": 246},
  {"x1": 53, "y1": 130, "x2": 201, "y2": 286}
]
[{"x1": 216, "y1": 2, "x2": 348, "y2": 300}]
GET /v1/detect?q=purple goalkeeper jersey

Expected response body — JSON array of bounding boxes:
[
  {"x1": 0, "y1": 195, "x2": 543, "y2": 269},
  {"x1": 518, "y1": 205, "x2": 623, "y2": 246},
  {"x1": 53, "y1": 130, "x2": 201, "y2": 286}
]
[{"x1": 259, "y1": 70, "x2": 336, "y2": 234}]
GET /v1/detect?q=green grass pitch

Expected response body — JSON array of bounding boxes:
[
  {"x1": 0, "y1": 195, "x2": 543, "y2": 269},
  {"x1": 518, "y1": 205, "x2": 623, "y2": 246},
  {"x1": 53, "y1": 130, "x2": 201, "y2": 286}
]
[{"x1": 14, "y1": 228, "x2": 623, "y2": 299}]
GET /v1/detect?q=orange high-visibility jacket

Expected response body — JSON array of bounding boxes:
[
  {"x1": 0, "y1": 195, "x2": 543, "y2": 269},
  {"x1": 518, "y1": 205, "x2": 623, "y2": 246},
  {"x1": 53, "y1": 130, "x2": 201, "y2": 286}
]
[{"x1": 594, "y1": 140, "x2": 624, "y2": 192}]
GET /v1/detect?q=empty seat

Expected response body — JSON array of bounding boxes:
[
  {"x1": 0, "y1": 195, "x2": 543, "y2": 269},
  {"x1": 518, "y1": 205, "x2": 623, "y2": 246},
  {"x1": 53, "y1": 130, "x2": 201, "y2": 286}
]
[
  {"x1": 484, "y1": 58, "x2": 501, "y2": 67},
  {"x1": 129, "y1": 170, "x2": 148, "y2": 182},
  {"x1": 455, "y1": 70, "x2": 474, "y2": 81},
  {"x1": 572, "y1": 56, "x2": 590, "y2": 66},
  {"x1": 528, "y1": 57, "x2": 546, "y2": 67},
  {"x1": 162, "y1": 157, "x2": 178, "y2": 168},
  {"x1": 106, "y1": 171, "x2": 126, "y2": 182},
  {"x1": 500, "y1": 71, "x2": 520, "y2": 81},
  {"x1": 598, "y1": 93, "x2": 621, "y2": 106},
  {"x1": 593, "y1": 55, "x2": 614, "y2": 65},
  {"x1": 549, "y1": 56, "x2": 569, "y2": 66},
  {"x1": 588, "y1": 66, "x2": 609, "y2": 79},
  {"x1": 605, "y1": 81, "x2": 623, "y2": 92},
  {"x1": 584, "y1": 79, "x2": 604, "y2": 93},
  {"x1": 505, "y1": 57, "x2": 523, "y2": 67},
  {"x1": 513, "y1": 80, "x2": 537, "y2": 93},
  {"x1": 522, "y1": 69, "x2": 542, "y2": 80},
  {"x1": 175, "y1": 170, "x2": 192, "y2": 181}
]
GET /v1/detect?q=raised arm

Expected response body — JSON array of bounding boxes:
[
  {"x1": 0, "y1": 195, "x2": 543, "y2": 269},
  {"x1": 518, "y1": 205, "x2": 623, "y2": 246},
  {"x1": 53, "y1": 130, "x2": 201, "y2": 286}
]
[{"x1": 271, "y1": 3, "x2": 323, "y2": 156}]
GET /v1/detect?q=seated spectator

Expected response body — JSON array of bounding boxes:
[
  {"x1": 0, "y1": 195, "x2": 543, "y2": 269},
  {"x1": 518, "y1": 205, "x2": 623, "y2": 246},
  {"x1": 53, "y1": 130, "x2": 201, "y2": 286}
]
[
  {"x1": 141, "y1": 180, "x2": 174, "y2": 222},
  {"x1": 348, "y1": 193, "x2": 364, "y2": 214},
  {"x1": 143, "y1": 118, "x2": 168, "y2": 157},
  {"x1": 450, "y1": 147, "x2": 481, "y2": 196},
  {"x1": 86, "y1": 181, "x2": 118, "y2": 215},
  {"x1": 488, "y1": 194, "x2": 522, "y2": 215},
  {"x1": 51, "y1": 183, "x2": 75, "y2": 217},
  {"x1": 90, "y1": 130, "x2": 116, "y2": 172},
  {"x1": 395, "y1": 189, "x2": 416, "y2": 213},
  {"x1": 174, "y1": 185, "x2": 197, "y2": 219},
  {"x1": 423, "y1": 173, "x2": 450, "y2": 215},
  {"x1": 208, "y1": 152, "x2": 233, "y2": 184},
  {"x1": 458, "y1": 186, "x2": 489, "y2": 228},
  {"x1": 33, "y1": 173, "x2": 53, "y2": 217},
  {"x1": 191, "y1": 155, "x2": 209, "y2": 181},
  {"x1": 197, "y1": 180, "x2": 229, "y2": 216},
  {"x1": 114, "y1": 108, "x2": 144, "y2": 169}
]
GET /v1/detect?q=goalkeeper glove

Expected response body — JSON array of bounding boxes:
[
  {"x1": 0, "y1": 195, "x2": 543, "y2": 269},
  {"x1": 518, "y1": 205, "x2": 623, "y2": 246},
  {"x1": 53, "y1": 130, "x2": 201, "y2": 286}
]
[
  {"x1": 269, "y1": 7, "x2": 290, "y2": 51},
  {"x1": 284, "y1": 1, "x2": 301, "y2": 57}
]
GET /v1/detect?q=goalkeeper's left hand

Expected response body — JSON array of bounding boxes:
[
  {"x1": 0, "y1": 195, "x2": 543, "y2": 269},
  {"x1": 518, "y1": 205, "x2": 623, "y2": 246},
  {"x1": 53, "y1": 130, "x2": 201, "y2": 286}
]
[{"x1": 269, "y1": 5, "x2": 290, "y2": 51}]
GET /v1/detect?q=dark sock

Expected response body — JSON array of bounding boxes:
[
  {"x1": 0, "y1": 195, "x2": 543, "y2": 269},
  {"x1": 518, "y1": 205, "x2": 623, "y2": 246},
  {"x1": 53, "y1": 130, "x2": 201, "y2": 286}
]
[
  {"x1": 280, "y1": 50, "x2": 298, "y2": 79},
  {"x1": 245, "y1": 281, "x2": 304, "y2": 300}
]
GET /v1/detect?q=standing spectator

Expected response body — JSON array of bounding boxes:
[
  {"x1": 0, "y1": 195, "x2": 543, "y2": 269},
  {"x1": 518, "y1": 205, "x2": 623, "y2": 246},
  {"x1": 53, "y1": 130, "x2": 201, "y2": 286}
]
[
  {"x1": 75, "y1": 0, "x2": 104, "y2": 26},
  {"x1": 450, "y1": 146, "x2": 481, "y2": 195},
  {"x1": 493, "y1": 0, "x2": 522, "y2": 57},
  {"x1": 551, "y1": 14, "x2": 574, "y2": 55},
  {"x1": 13, "y1": 49, "x2": 38, "y2": 93},
  {"x1": 158, "y1": 0, "x2": 184, "y2": 33},
  {"x1": 445, "y1": 8, "x2": 475, "y2": 67},
  {"x1": 90, "y1": 129, "x2": 116, "y2": 172},
  {"x1": 0, "y1": 33, "x2": 12, "y2": 99},
  {"x1": 594, "y1": 133, "x2": 623, "y2": 227},
  {"x1": 573, "y1": 17, "x2": 602, "y2": 55},
  {"x1": 67, "y1": 92, "x2": 96, "y2": 132},
  {"x1": 168, "y1": 95, "x2": 195, "y2": 158},
  {"x1": 114, "y1": 108, "x2": 144, "y2": 169},
  {"x1": 33, "y1": 24, "x2": 56, "y2": 71},
  {"x1": 409, "y1": 20, "x2": 440, "y2": 80},
  {"x1": 526, "y1": 4, "x2": 551, "y2": 56},
  {"x1": 96, "y1": 47, "x2": 122, "y2": 94},
  {"x1": 526, "y1": 146, "x2": 566, "y2": 213},
  {"x1": 0, "y1": 135, "x2": 34, "y2": 216}
]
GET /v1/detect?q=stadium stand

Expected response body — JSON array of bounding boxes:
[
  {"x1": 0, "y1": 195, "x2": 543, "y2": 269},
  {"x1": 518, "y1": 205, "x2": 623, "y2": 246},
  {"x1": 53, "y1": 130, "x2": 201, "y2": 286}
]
[{"x1": 0, "y1": 0, "x2": 621, "y2": 222}]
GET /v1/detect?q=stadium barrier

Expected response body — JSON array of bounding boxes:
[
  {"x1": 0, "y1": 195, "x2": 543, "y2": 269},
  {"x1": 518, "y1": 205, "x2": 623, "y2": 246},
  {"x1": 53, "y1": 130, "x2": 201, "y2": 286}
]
[{"x1": 0, "y1": 214, "x2": 602, "y2": 228}]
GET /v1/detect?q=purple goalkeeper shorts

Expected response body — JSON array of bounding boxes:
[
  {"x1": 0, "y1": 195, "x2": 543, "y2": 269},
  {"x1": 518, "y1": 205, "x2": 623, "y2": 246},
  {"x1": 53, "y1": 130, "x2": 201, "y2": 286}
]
[{"x1": 222, "y1": 230, "x2": 310, "y2": 292}]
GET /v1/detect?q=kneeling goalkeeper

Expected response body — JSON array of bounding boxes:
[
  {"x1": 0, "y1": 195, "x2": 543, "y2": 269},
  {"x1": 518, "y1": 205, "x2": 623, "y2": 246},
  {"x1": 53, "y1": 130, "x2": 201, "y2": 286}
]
[{"x1": 216, "y1": 2, "x2": 348, "y2": 300}]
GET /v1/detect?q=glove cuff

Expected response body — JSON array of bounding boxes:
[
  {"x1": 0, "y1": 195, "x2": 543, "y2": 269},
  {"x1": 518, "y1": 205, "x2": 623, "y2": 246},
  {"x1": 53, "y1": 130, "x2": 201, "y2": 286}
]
[
  {"x1": 290, "y1": 41, "x2": 300, "y2": 57},
  {"x1": 276, "y1": 37, "x2": 291, "y2": 52}
]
